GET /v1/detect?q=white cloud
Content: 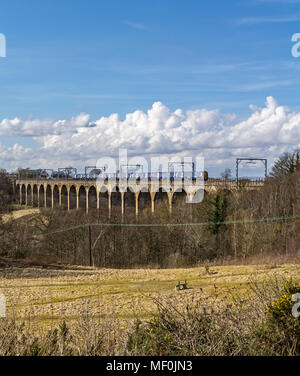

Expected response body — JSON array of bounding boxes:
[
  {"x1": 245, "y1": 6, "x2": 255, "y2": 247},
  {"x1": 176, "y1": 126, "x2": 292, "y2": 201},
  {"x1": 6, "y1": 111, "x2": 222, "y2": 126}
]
[
  {"x1": 1, "y1": 97, "x2": 300, "y2": 174},
  {"x1": 237, "y1": 14, "x2": 300, "y2": 25},
  {"x1": 0, "y1": 113, "x2": 90, "y2": 137},
  {"x1": 124, "y1": 21, "x2": 146, "y2": 30}
]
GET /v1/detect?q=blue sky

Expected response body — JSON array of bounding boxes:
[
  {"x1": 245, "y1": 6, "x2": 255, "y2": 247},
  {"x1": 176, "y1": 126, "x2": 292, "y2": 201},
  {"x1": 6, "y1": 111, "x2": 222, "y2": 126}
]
[{"x1": 1, "y1": 0, "x2": 300, "y2": 175}]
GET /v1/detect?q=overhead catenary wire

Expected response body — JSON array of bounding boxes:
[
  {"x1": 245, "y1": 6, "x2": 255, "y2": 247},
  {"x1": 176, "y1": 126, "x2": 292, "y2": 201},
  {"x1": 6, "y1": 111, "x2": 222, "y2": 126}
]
[{"x1": 34, "y1": 213, "x2": 300, "y2": 237}]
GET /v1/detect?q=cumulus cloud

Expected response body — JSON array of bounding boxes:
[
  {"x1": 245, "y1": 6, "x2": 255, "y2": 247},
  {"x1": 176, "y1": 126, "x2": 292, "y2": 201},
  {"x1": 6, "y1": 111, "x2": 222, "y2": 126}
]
[
  {"x1": 0, "y1": 113, "x2": 90, "y2": 137},
  {"x1": 1, "y1": 97, "x2": 300, "y2": 174}
]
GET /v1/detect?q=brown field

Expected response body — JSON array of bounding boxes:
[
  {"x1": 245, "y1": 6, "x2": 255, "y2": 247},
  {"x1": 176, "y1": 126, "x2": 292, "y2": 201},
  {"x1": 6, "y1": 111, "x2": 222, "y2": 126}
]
[{"x1": 0, "y1": 261, "x2": 299, "y2": 331}]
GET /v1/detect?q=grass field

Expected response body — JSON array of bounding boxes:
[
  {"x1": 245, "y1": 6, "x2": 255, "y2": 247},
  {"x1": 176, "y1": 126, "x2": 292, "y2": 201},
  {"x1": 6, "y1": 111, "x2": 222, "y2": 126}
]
[{"x1": 0, "y1": 261, "x2": 299, "y2": 331}]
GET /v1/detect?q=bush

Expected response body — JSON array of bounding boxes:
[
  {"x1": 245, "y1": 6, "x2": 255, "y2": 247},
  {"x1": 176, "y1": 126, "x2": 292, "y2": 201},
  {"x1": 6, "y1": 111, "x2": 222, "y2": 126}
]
[
  {"x1": 257, "y1": 280, "x2": 300, "y2": 355},
  {"x1": 127, "y1": 294, "x2": 246, "y2": 356},
  {"x1": 127, "y1": 279, "x2": 300, "y2": 356}
]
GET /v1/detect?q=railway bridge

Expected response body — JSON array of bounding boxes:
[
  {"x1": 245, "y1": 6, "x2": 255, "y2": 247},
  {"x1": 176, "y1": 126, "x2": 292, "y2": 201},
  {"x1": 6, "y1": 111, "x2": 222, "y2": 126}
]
[{"x1": 15, "y1": 177, "x2": 264, "y2": 216}]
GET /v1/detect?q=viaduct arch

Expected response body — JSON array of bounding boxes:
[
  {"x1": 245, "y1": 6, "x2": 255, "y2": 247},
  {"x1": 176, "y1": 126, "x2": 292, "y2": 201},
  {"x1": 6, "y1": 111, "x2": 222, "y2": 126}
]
[{"x1": 15, "y1": 178, "x2": 263, "y2": 216}]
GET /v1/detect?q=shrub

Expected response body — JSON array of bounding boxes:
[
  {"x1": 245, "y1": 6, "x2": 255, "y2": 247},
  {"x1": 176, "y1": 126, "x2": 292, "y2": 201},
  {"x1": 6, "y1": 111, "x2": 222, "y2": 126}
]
[{"x1": 257, "y1": 280, "x2": 300, "y2": 355}]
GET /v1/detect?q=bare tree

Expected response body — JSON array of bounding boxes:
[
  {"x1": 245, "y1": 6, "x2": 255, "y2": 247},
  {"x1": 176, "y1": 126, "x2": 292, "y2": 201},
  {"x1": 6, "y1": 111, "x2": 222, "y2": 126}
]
[
  {"x1": 270, "y1": 149, "x2": 300, "y2": 179},
  {"x1": 220, "y1": 168, "x2": 232, "y2": 180}
]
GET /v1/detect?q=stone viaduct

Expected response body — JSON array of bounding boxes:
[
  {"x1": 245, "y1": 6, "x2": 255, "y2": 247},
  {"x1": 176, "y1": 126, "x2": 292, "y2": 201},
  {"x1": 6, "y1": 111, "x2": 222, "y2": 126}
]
[{"x1": 15, "y1": 177, "x2": 264, "y2": 216}]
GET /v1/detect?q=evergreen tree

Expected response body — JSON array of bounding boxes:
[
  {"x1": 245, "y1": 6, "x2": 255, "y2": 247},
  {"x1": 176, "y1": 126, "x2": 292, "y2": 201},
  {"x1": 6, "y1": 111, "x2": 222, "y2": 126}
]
[{"x1": 210, "y1": 194, "x2": 227, "y2": 234}]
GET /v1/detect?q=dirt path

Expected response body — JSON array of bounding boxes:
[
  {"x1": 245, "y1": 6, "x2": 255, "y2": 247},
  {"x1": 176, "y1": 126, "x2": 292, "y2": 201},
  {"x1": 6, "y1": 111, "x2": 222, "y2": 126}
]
[{"x1": 2, "y1": 208, "x2": 40, "y2": 223}]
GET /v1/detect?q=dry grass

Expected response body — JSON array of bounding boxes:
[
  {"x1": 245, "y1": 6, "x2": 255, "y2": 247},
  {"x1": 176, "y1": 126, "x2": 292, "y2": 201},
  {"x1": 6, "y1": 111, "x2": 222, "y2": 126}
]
[
  {"x1": 2, "y1": 209, "x2": 40, "y2": 223},
  {"x1": 0, "y1": 262, "x2": 299, "y2": 332}
]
